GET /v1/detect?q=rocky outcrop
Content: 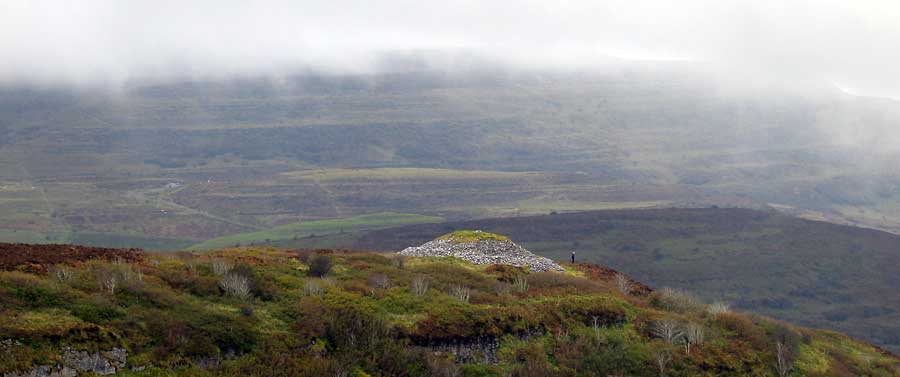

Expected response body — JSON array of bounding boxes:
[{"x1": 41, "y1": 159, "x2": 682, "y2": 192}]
[
  {"x1": 413, "y1": 336, "x2": 500, "y2": 364},
  {"x1": 2, "y1": 346, "x2": 127, "y2": 377},
  {"x1": 400, "y1": 238, "x2": 563, "y2": 272}
]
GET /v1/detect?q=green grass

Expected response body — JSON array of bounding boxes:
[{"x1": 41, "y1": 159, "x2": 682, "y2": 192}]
[
  {"x1": 436, "y1": 230, "x2": 509, "y2": 243},
  {"x1": 282, "y1": 168, "x2": 538, "y2": 181},
  {"x1": 0, "y1": 229, "x2": 69, "y2": 244},
  {"x1": 70, "y1": 232, "x2": 196, "y2": 251},
  {"x1": 190, "y1": 213, "x2": 442, "y2": 250}
]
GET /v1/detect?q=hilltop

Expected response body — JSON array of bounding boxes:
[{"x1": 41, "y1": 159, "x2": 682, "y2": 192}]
[
  {"x1": 0, "y1": 244, "x2": 896, "y2": 376},
  {"x1": 355, "y1": 207, "x2": 900, "y2": 352},
  {"x1": 399, "y1": 230, "x2": 562, "y2": 271}
]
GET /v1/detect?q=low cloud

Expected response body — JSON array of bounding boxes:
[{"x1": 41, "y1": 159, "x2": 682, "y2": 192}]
[{"x1": 1, "y1": 0, "x2": 899, "y2": 96}]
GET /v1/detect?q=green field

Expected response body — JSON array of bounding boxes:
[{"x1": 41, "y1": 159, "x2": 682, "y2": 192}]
[
  {"x1": 0, "y1": 229, "x2": 68, "y2": 244},
  {"x1": 190, "y1": 212, "x2": 443, "y2": 250}
]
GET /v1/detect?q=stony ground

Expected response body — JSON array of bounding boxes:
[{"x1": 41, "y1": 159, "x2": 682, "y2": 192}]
[{"x1": 399, "y1": 239, "x2": 563, "y2": 272}]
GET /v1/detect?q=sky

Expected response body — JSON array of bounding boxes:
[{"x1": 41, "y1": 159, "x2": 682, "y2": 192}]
[{"x1": 1, "y1": 0, "x2": 899, "y2": 96}]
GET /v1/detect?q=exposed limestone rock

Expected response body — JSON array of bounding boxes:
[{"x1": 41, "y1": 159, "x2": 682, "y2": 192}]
[{"x1": 2, "y1": 347, "x2": 126, "y2": 377}]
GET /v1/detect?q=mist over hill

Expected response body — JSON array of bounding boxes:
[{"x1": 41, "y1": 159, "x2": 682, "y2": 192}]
[
  {"x1": 2, "y1": 66, "x2": 900, "y2": 249},
  {"x1": 3, "y1": 2, "x2": 900, "y2": 375}
]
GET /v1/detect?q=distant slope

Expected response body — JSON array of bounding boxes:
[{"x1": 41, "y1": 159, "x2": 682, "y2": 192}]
[
  {"x1": 355, "y1": 208, "x2": 900, "y2": 352},
  {"x1": 6, "y1": 71, "x2": 900, "y2": 245},
  {"x1": 190, "y1": 212, "x2": 442, "y2": 250}
]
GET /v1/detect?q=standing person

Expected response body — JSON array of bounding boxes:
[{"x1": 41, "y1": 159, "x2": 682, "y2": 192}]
[{"x1": 571, "y1": 251, "x2": 576, "y2": 263}]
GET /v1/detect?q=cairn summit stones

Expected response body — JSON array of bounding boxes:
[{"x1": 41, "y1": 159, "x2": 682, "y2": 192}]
[{"x1": 399, "y1": 230, "x2": 563, "y2": 272}]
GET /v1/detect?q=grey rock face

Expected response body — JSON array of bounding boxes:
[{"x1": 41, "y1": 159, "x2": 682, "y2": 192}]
[
  {"x1": 2, "y1": 346, "x2": 126, "y2": 377},
  {"x1": 399, "y1": 239, "x2": 563, "y2": 272},
  {"x1": 61, "y1": 347, "x2": 126, "y2": 375}
]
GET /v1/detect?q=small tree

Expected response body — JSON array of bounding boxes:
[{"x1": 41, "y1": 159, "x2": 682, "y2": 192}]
[
  {"x1": 652, "y1": 319, "x2": 684, "y2": 345},
  {"x1": 615, "y1": 273, "x2": 633, "y2": 295},
  {"x1": 774, "y1": 341, "x2": 794, "y2": 377},
  {"x1": 411, "y1": 275, "x2": 429, "y2": 296},
  {"x1": 682, "y1": 322, "x2": 705, "y2": 355},
  {"x1": 651, "y1": 347, "x2": 672, "y2": 377},
  {"x1": 101, "y1": 275, "x2": 118, "y2": 295},
  {"x1": 308, "y1": 255, "x2": 333, "y2": 277}
]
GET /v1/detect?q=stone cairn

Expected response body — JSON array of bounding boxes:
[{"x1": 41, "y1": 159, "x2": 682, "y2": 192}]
[{"x1": 399, "y1": 232, "x2": 563, "y2": 272}]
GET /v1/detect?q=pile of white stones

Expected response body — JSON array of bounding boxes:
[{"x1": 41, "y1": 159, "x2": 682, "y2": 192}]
[{"x1": 400, "y1": 238, "x2": 563, "y2": 272}]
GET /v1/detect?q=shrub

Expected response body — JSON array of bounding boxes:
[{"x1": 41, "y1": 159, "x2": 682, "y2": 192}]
[
  {"x1": 0, "y1": 272, "x2": 69, "y2": 308},
  {"x1": 651, "y1": 287, "x2": 704, "y2": 313},
  {"x1": 369, "y1": 274, "x2": 392, "y2": 290},
  {"x1": 48, "y1": 265, "x2": 74, "y2": 285},
  {"x1": 392, "y1": 255, "x2": 406, "y2": 269},
  {"x1": 503, "y1": 342, "x2": 553, "y2": 377},
  {"x1": 580, "y1": 327, "x2": 651, "y2": 376},
  {"x1": 484, "y1": 264, "x2": 527, "y2": 282},
  {"x1": 427, "y1": 354, "x2": 461, "y2": 377},
  {"x1": 220, "y1": 273, "x2": 252, "y2": 300},
  {"x1": 460, "y1": 364, "x2": 503, "y2": 377},
  {"x1": 450, "y1": 285, "x2": 471, "y2": 303},
  {"x1": 512, "y1": 275, "x2": 529, "y2": 293},
  {"x1": 525, "y1": 272, "x2": 601, "y2": 294},
  {"x1": 308, "y1": 255, "x2": 333, "y2": 277},
  {"x1": 211, "y1": 259, "x2": 233, "y2": 276},
  {"x1": 492, "y1": 282, "x2": 511, "y2": 296},
  {"x1": 69, "y1": 297, "x2": 124, "y2": 324},
  {"x1": 707, "y1": 301, "x2": 730, "y2": 317},
  {"x1": 715, "y1": 312, "x2": 768, "y2": 350},
  {"x1": 303, "y1": 280, "x2": 324, "y2": 297}
]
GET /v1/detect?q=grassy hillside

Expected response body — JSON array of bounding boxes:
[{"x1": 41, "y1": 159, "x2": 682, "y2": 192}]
[
  {"x1": 190, "y1": 212, "x2": 442, "y2": 250},
  {"x1": 354, "y1": 208, "x2": 900, "y2": 353},
  {"x1": 0, "y1": 244, "x2": 895, "y2": 376}
]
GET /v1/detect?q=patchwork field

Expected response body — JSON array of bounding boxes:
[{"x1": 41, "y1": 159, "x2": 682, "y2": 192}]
[
  {"x1": 190, "y1": 212, "x2": 443, "y2": 250},
  {"x1": 4, "y1": 72, "x2": 900, "y2": 248}
]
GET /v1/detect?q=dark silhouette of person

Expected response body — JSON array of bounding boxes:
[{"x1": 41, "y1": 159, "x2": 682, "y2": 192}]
[{"x1": 571, "y1": 251, "x2": 576, "y2": 263}]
